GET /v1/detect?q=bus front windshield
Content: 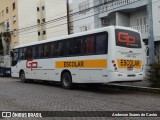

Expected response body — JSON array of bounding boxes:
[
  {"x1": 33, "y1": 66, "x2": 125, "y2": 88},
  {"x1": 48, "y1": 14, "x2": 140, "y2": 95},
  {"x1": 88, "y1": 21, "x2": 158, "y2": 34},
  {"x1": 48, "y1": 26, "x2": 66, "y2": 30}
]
[{"x1": 115, "y1": 29, "x2": 141, "y2": 48}]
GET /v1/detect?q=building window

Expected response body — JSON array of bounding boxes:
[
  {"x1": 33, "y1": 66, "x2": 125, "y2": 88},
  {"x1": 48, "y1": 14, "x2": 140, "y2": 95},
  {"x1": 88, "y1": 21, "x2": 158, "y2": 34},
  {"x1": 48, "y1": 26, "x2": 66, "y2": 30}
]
[
  {"x1": 42, "y1": 18, "x2": 45, "y2": 23},
  {"x1": 80, "y1": 26, "x2": 87, "y2": 32},
  {"x1": 6, "y1": 19, "x2": 10, "y2": 31},
  {"x1": 80, "y1": 24, "x2": 91, "y2": 32},
  {"x1": 42, "y1": 6, "x2": 45, "y2": 10},
  {"x1": 43, "y1": 31, "x2": 46, "y2": 35},
  {"x1": 13, "y1": 16, "x2": 16, "y2": 23},
  {"x1": 13, "y1": 29, "x2": 17, "y2": 36},
  {"x1": 37, "y1": 19, "x2": 40, "y2": 24},
  {"x1": 37, "y1": 7, "x2": 40, "y2": 11},
  {"x1": 79, "y1": 1, "x2": 90, "y2": 14},
  {"x1": 13, "y1": 2, "x2": 16, "y2": 10},
  {"x1": 6, "y1": 7, "x2": 9, "y2": 13},
  {"x1": 136, "y1": 16, "x2": 147, "y2": 26},
  {"x1": 38, "y1": 31, "x2": 41, "y2": 36}
]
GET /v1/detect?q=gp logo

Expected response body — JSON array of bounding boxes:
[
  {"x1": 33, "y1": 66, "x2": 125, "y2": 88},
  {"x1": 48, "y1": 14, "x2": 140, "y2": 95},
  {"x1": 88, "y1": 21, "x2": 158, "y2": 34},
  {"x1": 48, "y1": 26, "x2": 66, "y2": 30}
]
[
  {"x1": 26, "y1": 60, "x2": 38, "y2": 68},
  {"x1": 118, "y1": 32, "x2": 136, "y2": 46}
]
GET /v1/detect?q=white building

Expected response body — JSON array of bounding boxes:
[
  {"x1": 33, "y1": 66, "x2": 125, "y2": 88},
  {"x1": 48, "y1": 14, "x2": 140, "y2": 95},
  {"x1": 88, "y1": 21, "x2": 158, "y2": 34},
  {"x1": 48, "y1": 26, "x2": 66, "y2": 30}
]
[
  {"x1": 69, "y1": 0, "x2": 95, "y2": 33},
  {"x1": 18, "y1": 0, "x2": 39, "y2": 45},
  {"x1": 44, "y1": 0, "x2": 68, "y2": 39},
  {"x1": 0, "y1": 0, "x2": 69, "y2": 47},
  {"x1": 20, "y1": 0, "x2": 68, "y2": 44},
  {"x1": 152, "y1": 0, "x2": 160, "y2": 60},
  {"x1": 94, "y1": 0, "x2": 160, "y2": 63}
]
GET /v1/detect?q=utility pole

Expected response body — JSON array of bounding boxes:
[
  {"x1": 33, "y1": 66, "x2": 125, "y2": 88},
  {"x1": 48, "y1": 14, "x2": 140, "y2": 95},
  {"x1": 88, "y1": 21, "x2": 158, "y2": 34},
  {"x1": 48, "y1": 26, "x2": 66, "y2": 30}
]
[
  {"x1": 66, "y1": 0, "x2": 70, "y2": 35},
  {"x1": 147, "y1": 0, "x2": 155, "y2": 64},
  {"x1": 0, "y1": 32, "x2": 4, "y2": 55}
]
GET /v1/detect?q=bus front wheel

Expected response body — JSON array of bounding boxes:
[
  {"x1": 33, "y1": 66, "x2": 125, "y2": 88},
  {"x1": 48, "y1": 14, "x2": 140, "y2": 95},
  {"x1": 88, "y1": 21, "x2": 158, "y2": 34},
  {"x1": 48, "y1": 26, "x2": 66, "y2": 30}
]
[
  {"x1": 20, "y1": 71, "x2": 27, "y2": 83},
  {"x1": 61, "y1": 72, "x2": 73, "y2": 89}
]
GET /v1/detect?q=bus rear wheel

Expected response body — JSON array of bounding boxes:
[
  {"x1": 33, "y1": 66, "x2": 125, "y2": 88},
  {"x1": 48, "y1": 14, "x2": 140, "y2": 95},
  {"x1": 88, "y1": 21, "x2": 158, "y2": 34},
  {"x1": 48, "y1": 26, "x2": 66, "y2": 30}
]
[
  {"x1": 20, "y1": 71, "x2": 27, "y2": 83},
  {"x1": 61, "y1": 72, "x2": 73, "y2": 89}
]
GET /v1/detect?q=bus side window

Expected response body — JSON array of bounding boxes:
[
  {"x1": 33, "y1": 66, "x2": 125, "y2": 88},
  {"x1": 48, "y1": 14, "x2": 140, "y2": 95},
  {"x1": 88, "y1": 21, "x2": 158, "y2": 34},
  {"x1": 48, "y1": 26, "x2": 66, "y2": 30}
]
[
  {"x1": 74, "y1": 37, "x2": 82, "y2": 55},
  {"x1": 50, "y1": 42, "x2": 56, "y2": 57},
  {"x1": 13, "y1": 49, "x2": 19, "y2": 61},
  {"x1": 57, "y1": 41, "x2": 64, "y2": 56},
  {"x1": 96, "y1": 33, "x2": 108, "y2": 54},
  {"x1": 32, "y1": 45, "x2": 38, "y2": 59},
  {"x1": 86, "y1": 35, "x2": 95, "y2": 54},
  {"x1": 19, "y1": 48, "x2": 24, "y2": 60},
  {"x1": 25, "y1": 47, "x2": 32, "y2": 59},
  {"x1": 24, "y1": 48, "x2": 27, "y2": 59},
  {"x1": 66, "y1": 39, "x2": 74, "y2": 56},
  {"x1": 44, "y1": 43, "x2": 50, "y2": 58},
  {"x1": 38, "y1": 44, "x2": 44, "y2": 58},
  {"x1": 82, "y1": 35, "x2": 95, "y2": 55}
]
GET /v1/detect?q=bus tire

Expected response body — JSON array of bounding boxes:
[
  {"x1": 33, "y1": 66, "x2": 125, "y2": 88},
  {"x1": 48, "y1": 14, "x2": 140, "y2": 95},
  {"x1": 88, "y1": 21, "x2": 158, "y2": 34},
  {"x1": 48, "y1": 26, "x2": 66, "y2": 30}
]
[
  {"x1": 20, "y1": 71, "x2": 27, "y2": 83},
  {"x1": 61, "y1": 72, "x2": 73, "y2": 89}
]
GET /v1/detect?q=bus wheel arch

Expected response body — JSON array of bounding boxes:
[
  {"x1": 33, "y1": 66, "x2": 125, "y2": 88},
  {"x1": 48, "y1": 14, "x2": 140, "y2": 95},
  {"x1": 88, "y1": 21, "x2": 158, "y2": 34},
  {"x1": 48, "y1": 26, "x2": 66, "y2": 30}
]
[
  {"x1": 61, "y1": 70, "x2": 73, "y2": 89},
  {"x1": 19, "y1": 70, "x2": 27, "y2": 83}
]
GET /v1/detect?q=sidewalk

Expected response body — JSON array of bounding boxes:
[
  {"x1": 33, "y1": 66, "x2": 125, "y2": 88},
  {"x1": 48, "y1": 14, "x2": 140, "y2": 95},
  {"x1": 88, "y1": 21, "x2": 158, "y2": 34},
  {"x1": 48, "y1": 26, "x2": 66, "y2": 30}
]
[
  {"x1": 116, "y1": 79, "x2": 150, "y2": 87},
  {"x1": 107, "y1": 80, "x2": 160, "y2": 94}
]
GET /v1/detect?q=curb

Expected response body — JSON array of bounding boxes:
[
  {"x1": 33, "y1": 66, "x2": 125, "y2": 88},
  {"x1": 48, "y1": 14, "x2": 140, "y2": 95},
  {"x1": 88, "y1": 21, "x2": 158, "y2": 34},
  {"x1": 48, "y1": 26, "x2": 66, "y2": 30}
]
[{"x1": 105, "y1": 84, "x2": 160, "y2": 94}]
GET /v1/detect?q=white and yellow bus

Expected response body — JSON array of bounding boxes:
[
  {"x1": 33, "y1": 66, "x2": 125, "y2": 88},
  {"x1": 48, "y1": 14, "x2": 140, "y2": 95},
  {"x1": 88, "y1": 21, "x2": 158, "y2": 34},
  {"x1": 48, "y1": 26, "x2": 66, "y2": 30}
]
[{"x1": 11, "y1": 26, "x2": 144, "y2": 89}]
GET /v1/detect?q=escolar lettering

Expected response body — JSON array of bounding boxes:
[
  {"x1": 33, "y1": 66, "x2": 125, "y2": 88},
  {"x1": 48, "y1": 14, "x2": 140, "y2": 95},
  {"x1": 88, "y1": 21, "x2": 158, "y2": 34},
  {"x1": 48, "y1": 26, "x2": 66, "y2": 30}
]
[
  {"x1": 121, "y1": 60, "x2": 140, "y2": 67},
  {"x1": 64, "y1": 61, "x2": 84, "y2": 68}
]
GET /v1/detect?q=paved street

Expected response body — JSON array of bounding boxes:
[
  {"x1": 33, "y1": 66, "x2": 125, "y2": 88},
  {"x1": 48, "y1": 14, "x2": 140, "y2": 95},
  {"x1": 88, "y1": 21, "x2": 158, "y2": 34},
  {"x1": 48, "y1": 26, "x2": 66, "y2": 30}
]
[{"x1": 0, "y1": 77, "x2": 160, "y2": 120}]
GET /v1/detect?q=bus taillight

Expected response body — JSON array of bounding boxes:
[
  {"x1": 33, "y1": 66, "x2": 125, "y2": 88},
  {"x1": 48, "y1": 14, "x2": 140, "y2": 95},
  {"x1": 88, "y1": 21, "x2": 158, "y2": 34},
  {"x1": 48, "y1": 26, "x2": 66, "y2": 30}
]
[{"x1": 112, "y1": 60, "x2": 117, "y2": 71}]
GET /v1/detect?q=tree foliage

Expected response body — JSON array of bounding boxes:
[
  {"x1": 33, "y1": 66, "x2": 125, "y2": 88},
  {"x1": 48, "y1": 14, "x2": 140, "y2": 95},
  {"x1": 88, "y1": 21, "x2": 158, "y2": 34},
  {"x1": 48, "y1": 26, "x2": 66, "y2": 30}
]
[{"x1": 147, "y1": 62, "x2": 160, "y2": 88}]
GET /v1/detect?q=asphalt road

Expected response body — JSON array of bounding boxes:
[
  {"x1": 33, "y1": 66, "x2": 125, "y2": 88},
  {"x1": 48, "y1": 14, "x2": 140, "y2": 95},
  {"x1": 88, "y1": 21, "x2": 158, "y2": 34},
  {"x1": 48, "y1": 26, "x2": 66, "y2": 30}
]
[{"x1": 0, "y1": 77, "x2": 160, "y2": 120}]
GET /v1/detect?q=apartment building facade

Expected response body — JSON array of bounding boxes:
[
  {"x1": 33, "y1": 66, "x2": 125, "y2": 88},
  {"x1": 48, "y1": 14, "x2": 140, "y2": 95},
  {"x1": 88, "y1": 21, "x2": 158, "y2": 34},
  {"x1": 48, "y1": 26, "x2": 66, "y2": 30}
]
[
  {"x1": 44, "y1": 0, "x2": 68, "y2": 38},
  {"x1": 69, "y1": 0, "x2": 95, "y2": 34},
  {"x1": 0, "y1": 0, "x2": 68, "y2": 54},
  {"x1": 0, "y1": 0, "x2": 19, "y2": 54},
  {"x1": 152, "y1": 0, "x2": 160, "y2": 60},
  {"x1": 94, "y1": 0, "x2": 160, "y2": 62},
  {"x1": 69, "y1": 0, "x2": 149, "y2": 42},
  {"x1": 94, "y1": 0, "x2": 149, "y2": 40}
]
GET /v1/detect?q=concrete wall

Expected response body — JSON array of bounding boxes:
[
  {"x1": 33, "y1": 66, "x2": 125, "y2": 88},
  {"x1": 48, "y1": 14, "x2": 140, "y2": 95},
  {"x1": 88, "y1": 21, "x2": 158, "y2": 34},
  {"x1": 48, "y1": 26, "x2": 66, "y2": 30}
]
[{"x1": 116, "y1": 12, "x2": 130, "y2": 27}]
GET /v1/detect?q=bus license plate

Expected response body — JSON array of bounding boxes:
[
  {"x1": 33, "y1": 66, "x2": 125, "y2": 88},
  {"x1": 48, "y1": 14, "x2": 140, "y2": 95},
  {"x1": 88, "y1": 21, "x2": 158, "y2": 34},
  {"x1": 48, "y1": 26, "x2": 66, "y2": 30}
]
[{"x1": 127, "y1": 74, "x2": 136, "y2": 77}]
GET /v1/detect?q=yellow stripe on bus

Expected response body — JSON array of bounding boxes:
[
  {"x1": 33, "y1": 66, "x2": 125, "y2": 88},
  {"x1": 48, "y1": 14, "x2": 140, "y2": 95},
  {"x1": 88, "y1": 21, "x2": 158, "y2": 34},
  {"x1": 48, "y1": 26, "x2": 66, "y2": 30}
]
[
  {"x1": 117, "y1": 59, "x2": 142, "y2": 69},
  {"x1": 55, "y1": 59, "x2": 107, "y2": 68}
]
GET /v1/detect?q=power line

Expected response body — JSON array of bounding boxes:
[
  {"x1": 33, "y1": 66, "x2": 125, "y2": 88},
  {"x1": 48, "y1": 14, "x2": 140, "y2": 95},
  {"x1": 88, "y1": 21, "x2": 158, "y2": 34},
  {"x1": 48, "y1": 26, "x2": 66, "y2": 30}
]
[
  {"x1": 14, "y1": 0, "x2": 143, "y2": 39},
  {"x1": 14, "y1": 0, "x2": 143, "y2": 34},
  {"x1": 13, "y1": 0, "x2": 121, "y2": 32}
]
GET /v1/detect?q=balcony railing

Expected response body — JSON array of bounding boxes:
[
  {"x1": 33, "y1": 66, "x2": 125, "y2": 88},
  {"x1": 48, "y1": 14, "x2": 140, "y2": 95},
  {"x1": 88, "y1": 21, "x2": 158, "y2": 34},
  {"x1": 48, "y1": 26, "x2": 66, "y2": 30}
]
[
  {"x1": 131, "y1": 24, "x2": 148, "y2": 33},
  {"x1": 100, "y1": 0, "x2": 138, "y2": 13}
]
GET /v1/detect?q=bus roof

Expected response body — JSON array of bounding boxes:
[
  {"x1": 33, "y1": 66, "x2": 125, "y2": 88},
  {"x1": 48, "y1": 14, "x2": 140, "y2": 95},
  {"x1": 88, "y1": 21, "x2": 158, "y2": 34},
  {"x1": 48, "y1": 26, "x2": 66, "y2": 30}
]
[{"x1": 14, "y1": 26, "x2": 139, "y2": 49}]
